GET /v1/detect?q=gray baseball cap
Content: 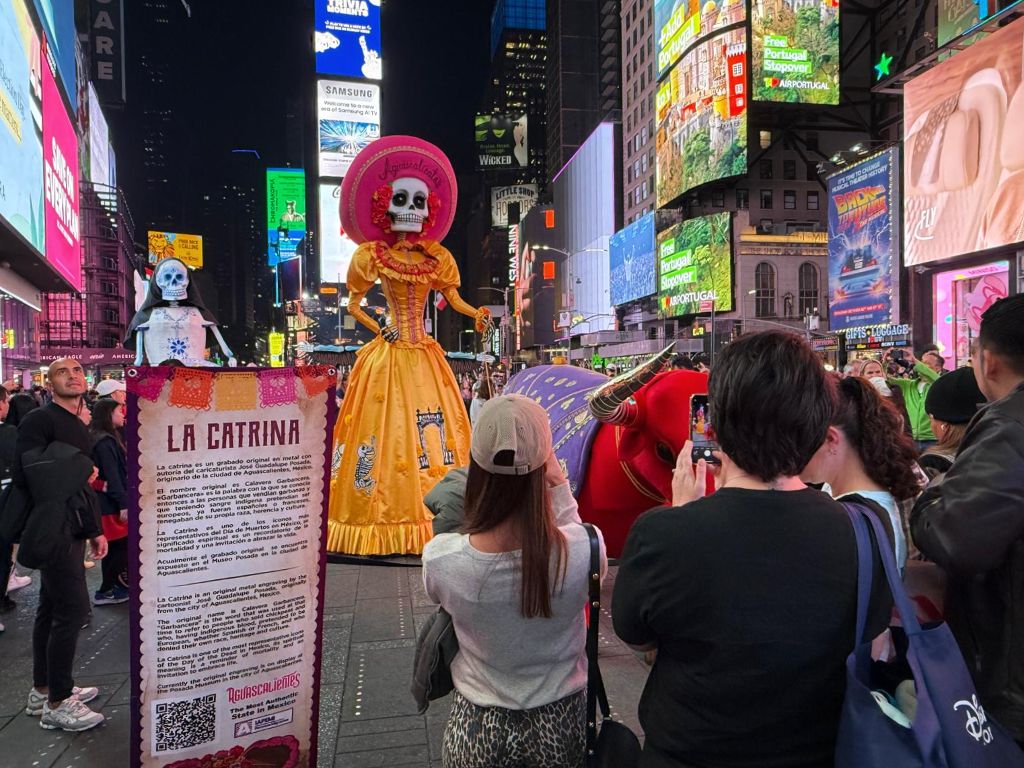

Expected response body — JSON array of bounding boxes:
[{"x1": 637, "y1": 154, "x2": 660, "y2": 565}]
[{"x1": 471, "y1": 395, "x2": 552, "y2": 475}]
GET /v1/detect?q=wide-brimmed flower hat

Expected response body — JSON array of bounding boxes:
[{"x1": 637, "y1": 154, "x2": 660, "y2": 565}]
[{"x1": 339, "y1": 135, "x2": 458, "y2": 246}]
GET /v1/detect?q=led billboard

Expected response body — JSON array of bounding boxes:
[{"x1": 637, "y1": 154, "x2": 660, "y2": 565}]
[
  {"x1": 656, "y1": 27, "x2": 748, "y2": 206},
  {"x1": 0, "y1": 0, "x2": 45, "y2": 255},
  {"x1": 318, "y1": 80, "x2": 380, "y2": 178},
  {"x1": 904, "y1": 16, "x2": 1024, "y2": 265},
  {"x1": 318, "y1": 182, "x2": 358, "y2": 283},
  {"x1": 657, "y1": 212, "x2": 733, "y2": 317},
  {"x1": 87, "y1": 83, "x2": 110, "y2": 188},
  {"x1": 267, "y1": 168, "x2": 307, "y2": 266},
  {"x1": 827, "y1": 148, "x2": 900, "y2": 332},
  {"x1": 654, "y1": 0, "x2": 747, "y2": 80},
  {"x1": 751, "y1": 0, "x2": 840, "y2": 104},
  {"x1": 33, "y1": 0, "x2": 75, "y2": 111},
  {"x1": 938, "y1": 0, "x2": 1023, "y2": 47},
  {"x1": 42, "y1": 36, "x2": 80, "y2": 291},
  {"x1": 475, "y1": 113, "x2": 529, "y2": 169},
  {"x1": 491, "y1": 184, "x2": 538, "y2": 227},
  {"x1": 610, "y1": 213, "x2": 657, "y2": 306},
  {"x1": 147, "y1": 232, "x2": 203, "y2": 269},
  {"x1": 314, "y1": 0, "x2": 382, "y2": 80}
]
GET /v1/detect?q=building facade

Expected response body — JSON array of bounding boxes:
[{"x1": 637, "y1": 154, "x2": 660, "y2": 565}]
[{"x1": 620, "y1": 0, "x2": 656, "y2": 225}]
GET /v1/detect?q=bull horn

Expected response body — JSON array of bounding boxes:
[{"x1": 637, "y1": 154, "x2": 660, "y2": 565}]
[{"x1": 587, "y1": 344, "x2": 676, "y2": 425}]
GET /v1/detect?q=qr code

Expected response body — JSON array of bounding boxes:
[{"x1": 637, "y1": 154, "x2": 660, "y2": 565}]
[{"x1": 154, "y1": 694, "x2": 217, "y2": 753}]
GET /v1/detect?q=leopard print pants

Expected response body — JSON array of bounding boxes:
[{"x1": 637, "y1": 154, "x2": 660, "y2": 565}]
[{"x1": 442, "y1": 689, "x2": 586, "y2": 768}]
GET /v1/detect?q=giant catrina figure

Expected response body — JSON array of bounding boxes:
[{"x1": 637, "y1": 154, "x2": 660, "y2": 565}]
[{"x1": 327, "y1": 136, "x2": 491, "y2": 555}]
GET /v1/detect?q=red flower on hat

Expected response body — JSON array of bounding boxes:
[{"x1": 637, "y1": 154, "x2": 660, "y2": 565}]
[{"x1": 370, "y1": 183, "x2": 393, "y2": 233}]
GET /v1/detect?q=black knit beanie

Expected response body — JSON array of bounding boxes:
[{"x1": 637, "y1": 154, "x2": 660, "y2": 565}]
[{"x1": 925, "y1": 367, "x2": 985, "y2": 424}]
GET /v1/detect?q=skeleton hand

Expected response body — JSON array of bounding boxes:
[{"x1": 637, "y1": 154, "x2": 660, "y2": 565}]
[
  {"x1": 474, "y1": 307, "x2": 493, "y2": 334},
  {"x1": 380, "y1": 324, "x2": 400, "y2": 343}
]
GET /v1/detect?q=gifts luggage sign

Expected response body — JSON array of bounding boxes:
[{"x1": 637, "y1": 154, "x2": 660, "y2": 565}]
[{"x1": 127, "y1": 366, "x2": 337, "y2": 768}]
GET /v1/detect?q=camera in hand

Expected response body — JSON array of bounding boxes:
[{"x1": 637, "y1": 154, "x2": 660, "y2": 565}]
[{"x1": 690, "y1": 395, "x2": 721, "y2": 465}]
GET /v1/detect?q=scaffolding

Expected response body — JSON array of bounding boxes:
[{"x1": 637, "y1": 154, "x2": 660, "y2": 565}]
[{"x1": 40, "y1": 183, "x2": 138, "y2": 352}]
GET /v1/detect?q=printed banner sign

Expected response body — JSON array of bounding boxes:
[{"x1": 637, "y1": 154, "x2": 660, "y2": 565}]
[
  {"x1": 490, "y1": 184, "x2": 538, "y2": 227},
  {"x1": 827, "y1": 147, "x2": 900, "y2": 332},
  {"x1": 128, "y1": 366, "x2": 336, "y2": 768},
  {"x1": 475, "y1": 113, "x2": 529, "y2": 169},
  {"x1": 318, "y1": 80, "x2": 380, "y2": 179},
  {"x1": 148, "y1": 231, "x2": 204, "y2": 269}
]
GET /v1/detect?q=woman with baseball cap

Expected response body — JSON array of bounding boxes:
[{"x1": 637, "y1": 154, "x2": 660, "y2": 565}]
[{"x1": 422, "y1": 394, "x2": 607, "y2": 768}]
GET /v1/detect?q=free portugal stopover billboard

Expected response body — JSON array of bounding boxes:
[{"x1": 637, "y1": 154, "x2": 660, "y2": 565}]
[{"x1": 827, "y1": 147, "x2": 900, "y2": 332}]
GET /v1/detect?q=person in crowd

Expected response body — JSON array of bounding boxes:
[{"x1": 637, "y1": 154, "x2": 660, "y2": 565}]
[
  {"x1": 612, "y1": 331, "x2": 892, "y2": 768},
  {"x1": 422, "y1": 395, "x2": 607, "y2": 768},
  {"x1": 923, "y1": 351, "x2": 946, "y2": 375},
  {"x1": 90, "y1": 398, "x2": 129, "y2": 606},
  {"x1": 0, "y1": 386, "x2": 33, "y2": 604},
  {"x1": 671, "y1": 354, "x2": 695, "y2": 371},
  {"x1": 886, "y1": 349, "x2": 942, "y2": 451},
  {"x1": 6, "y1": 392, "x2": 40, "y2": 427},
  {"x1": 918, "y1": 366, "x2": 985, "y2": 479},
  {"x1": 911, "y1": 295, "x2": 1024, "y2": 748},
  {"x1": 425, "y1": 466, "x2": 468, "y2": 536},
  {"x1": 843, "y1": 358, "x2": 866, "y2": 378},
  {"x1": 692, "y1": 353, "x2": 711, "y2": 373},
  {"x1": 862, "y1": 358, "x2": 914, "y2": 439},
  {"x1": 468, "y1": 376, "x2": 493, "y2": 425},
  {"x1": 801, "y1": 375, "x2": 922, "y2": 569},
  {"x1": 15, "y1": 358, "x2": 107, "y2": 731},
  {"x1": 94, "y1": 379, "x2": 126, "y2": 406}
]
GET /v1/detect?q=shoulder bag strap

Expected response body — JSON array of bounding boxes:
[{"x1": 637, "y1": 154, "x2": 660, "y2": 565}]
[
  {"x1": 842, "y1": 502, "x2": 876, "y2": 680},
  {"x1": 583, "y1": 523, "x2": 609, "y2": 756}
]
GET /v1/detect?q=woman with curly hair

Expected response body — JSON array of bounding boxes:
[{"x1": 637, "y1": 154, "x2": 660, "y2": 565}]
[{"x1": 802, "y1": 375, "x2": 922, "y2": 569}]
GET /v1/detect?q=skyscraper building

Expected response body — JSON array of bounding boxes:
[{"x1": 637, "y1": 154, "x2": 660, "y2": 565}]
[
  {"x1": 484, "y1": 0, "x2": 548, "y2": 186},
  {"x1": 546, "y1": 0, "x2": 622, "y2": 180},
  {"x1": 620, "y1": 0, "x2": 655, "y2": 224}
]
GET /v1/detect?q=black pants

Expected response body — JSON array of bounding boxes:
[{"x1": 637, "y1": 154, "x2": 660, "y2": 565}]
[
  {"x1": 99, "y1": 537, "x2": 127, "y2": 593},
  {"x1": 0, "y1": 534, "x2": 12, "y2": 601},
  {"x1": 33, "y1": 538, "x2": 90, "y2": 702}
]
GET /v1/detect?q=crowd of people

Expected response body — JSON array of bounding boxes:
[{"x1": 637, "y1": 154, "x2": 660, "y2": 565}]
[
  {"x1": 0, "y1": 363, "x2": 128, "y2": 732},
  {"x1": 421, "y1": 294, "x2": 1024, "y2": 767}
]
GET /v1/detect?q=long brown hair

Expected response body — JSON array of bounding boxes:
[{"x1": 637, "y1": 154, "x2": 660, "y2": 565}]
[
  {"x1": 933, "y1": 421, "x2": 968, "y2": 454},
  {"x1": 832, "y1": 376, "x2": 921, "y2": 500},
  {"x1": 462, "y1": 459, "x2": 567, "y2": 618}
]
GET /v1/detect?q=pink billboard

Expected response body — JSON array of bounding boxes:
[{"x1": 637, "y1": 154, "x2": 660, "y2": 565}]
[{"x1": 42, "y1": 37, "x2": 81, "y2": 291}]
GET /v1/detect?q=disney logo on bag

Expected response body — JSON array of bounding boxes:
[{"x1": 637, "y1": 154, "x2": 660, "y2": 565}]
[{"x1": 953, "y1": 695, "x2": 993, "y2": 744}]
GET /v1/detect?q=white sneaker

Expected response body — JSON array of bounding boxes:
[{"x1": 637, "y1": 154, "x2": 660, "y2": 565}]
[
  {"x1": 40, "y1": 697, "x2": 104, "y2": 731},
  {"x1": 26, "y1": 686, "x2": 99, "y2": 716},
  {"x1": 7, "y1": 573, "x2": 31, "y2": 592}
]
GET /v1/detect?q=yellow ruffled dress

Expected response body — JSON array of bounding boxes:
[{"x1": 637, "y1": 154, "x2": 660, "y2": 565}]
[{"x1": 326, "y1": 239, "x2": 474, "y2": 555}]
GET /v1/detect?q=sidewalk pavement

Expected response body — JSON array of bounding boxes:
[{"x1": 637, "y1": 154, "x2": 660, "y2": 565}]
[{"x1": 0, "y1": 561, "x2": 649, "y2": 767}]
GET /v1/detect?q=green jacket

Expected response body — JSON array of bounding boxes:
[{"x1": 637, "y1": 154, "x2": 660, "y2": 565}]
[{"x1": 888, "y1": 361, "x2": 940, "y2": 441}]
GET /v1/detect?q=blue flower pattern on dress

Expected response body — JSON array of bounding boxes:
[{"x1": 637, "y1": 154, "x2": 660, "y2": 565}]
[{"x1": 168, "y1": 338, "x2": 189, "y2": 358}]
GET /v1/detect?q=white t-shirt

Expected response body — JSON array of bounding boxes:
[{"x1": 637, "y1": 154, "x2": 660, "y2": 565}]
[
  {"x1": 422, "y1": 483, "x2": 608, "y2": 710},
  {"x1": 824, "y1": 484, "x2": 906, "y2": 570}
]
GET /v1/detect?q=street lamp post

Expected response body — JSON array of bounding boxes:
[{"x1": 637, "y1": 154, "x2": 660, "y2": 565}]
[
  {"x1": 477, "y1": 286, "x2": 510, "y2": 362},
  {"x1": 534, "y1": 245, "x2": 608, "y2": 359}
]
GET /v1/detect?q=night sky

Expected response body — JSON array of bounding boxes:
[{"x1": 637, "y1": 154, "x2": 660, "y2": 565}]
[{"x1": 159, "y1": 1, "x2": 493, "y2": 191}]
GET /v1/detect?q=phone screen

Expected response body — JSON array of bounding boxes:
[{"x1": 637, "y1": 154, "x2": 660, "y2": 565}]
[{"x1": 690, "y1": 395, "x2": 720, "y2": 464}]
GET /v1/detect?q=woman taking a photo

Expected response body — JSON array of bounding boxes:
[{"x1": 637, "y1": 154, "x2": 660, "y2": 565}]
[
  {"x1": 90, "y1": 398, "x2": 129, "y2": 605},
  {"x1": 613, "y1": 332, "x2": 892, "y2": 768},
  {"x1": 422, "y1": 395, "x2": 606, "y2": 768},
  {"x1": 802, "y1": 375, "x2": 923, "y2": 570}
]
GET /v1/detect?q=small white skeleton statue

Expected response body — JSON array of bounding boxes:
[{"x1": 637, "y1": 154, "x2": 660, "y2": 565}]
[{"x1": 125, "y1": 258, "x2": 237, "y2": 367}]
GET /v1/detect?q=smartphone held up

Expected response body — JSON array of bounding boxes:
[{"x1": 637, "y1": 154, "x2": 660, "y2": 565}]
[{"x1": 689, "y1": 395, "x2": 721, "y2": 465}]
